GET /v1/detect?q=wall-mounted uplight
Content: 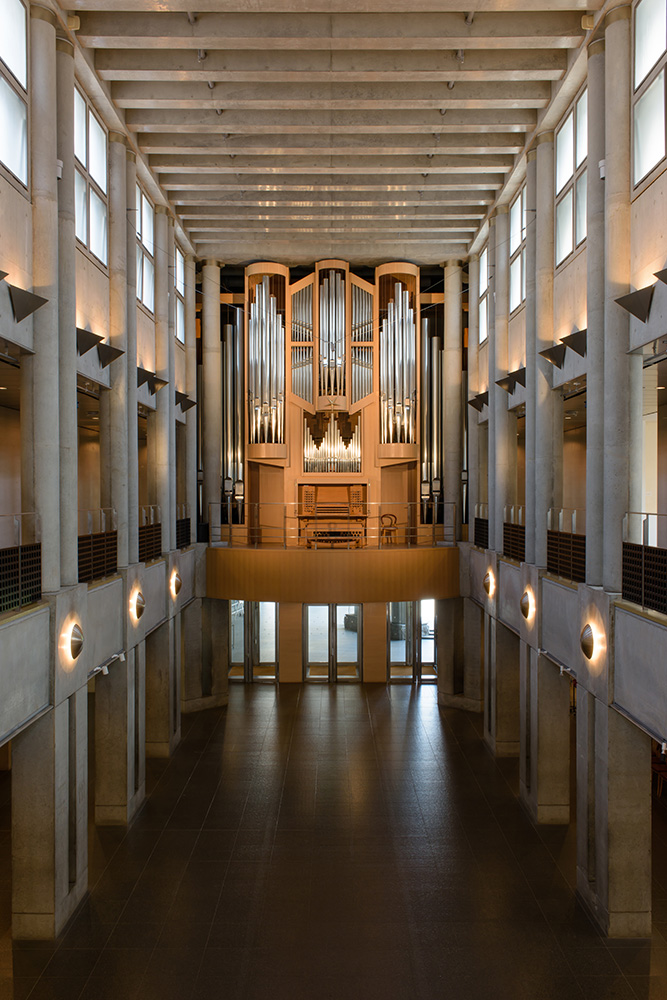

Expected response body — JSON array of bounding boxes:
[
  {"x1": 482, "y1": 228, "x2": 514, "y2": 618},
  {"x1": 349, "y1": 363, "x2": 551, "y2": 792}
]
[
  {"x1": 130, "y1": 589, "x2": 145, "y2": 622},
  {"x1": 580, "y1": 623, "x2": 595, "y2": 659},
  {"x1": 60, "y1": 620, "x2": 84, "y2": 664},
  {"x1": 483, "y1": 570, "x2": 495, "y2": 597},
  {"x1": 520, "y1": 589, "x2": 535, "y2": 621},
  {"x1": 170, "y1": 569, "x2": 182, "y2": 600}
]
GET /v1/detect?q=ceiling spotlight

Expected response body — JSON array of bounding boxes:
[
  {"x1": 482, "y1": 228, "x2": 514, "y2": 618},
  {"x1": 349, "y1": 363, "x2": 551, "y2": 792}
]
[
  {"x1": 216, "y1": 109, "x2": 224, "y2": 115},
  {"x1": 456, "y1": 49, "x2": 465, "y2": 64},
  {"x1": 197, "y1": 49, "x2": 207, "y2": 62},
  {"x1": 465, "y1": 11, "x2": 474, "y2": 25},
  {"x1": 440, "y1": 108, "x2": 447, "y2": 116},
  {"x1": 186, "y1": 11, "x2": 197, "y2": 24},
  {"x1": 427, "y1": 153, "x2": 433, "y2": 159},
  {"x1": 207, "y1": 81, "x2": 215, "y2": 90},
  {"x1": 447, "y1": 80, "x2": 455, "y2": 90}
]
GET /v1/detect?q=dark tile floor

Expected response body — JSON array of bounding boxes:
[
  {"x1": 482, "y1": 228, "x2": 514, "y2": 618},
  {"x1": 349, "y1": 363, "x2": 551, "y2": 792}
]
[{"x1": 1, "y1": 683, "x2": 667, "y2": 1000}]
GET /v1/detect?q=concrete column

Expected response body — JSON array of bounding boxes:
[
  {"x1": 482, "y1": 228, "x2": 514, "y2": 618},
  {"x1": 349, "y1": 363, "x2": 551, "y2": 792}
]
[
  {"x1": 484, "y1": 619, "x2": 520, "y2": 757},
  {"x1": 278, "y1": 602, "x2": 303, "y2": 682},
  {"x1": 585, "y1": 39, "x2": 606, "y2": 585},
  {"x1": 27, "y1": 5, "x2": 60, "y2": 593},
  {"x1": 94, "y1": 649, "x2": 145, "y2": 824},
  {"x1": 167, "y1": 219, "x2": 177, "y2": 552},
  {"x1": 576, "y1": 695, "x2": 651, "y2": 937},
  {"x1": 467, "y1": 256, "x2": 480, "y2": 523},
  {"x1": 108, "y1": 134, "x2": 129, "y2": 567},
  {"x1": 202, "y1": 260, "x2": 223, "y2": 526},
  {"x1": 153, "y1": 207, "x2": 171, "y2": 555},
  {"x1": 185, "y1": 255, "x2": 198, "y2": 532},
  {"x1": 444, "y1": 261, "x2": 462, "y2": 536},
  {"x1": 491, "y1": 208, "x2": 511, "y2": 550},
  {"x1": 181, "y1": 598, "x2": 230, "y2": 710},
  {"x1": 524, "y1": 150, "x2": 538, "y2": 565},
  {"x1": 519, "y1": 648, "x2": 571, "y2": 823},
  {"x1": 145, "y1": 618, "x2": 180, "y2": 757},
  {"x1": 462, "y1": 597, "x2": 484, "y2": 710},
  {"x1": 12, "y1": 692, "x2": 88, "y2": 939},
  {"x1": 126, "y1": 152, "x2": 139, "y2": 564},
  {"x1": 535, "y1": 132, "x2": 556, "y2": 566},
  {"x1": 55, "y1": 36, "x2": 77, "y2": 587},
  {"x1": 436, "y1": 597, "x2": 464, "y2": 706},
  {"x1": 486, "y1": 217, "x2": 498, "y2": 550},
  {"x1": 362, "y1": 603, "x2": 387, "y2": 682}
]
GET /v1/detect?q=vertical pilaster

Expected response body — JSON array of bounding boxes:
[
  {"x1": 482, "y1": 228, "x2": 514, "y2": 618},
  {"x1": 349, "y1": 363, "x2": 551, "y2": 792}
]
[
  {"x1": 185, "y1": 255, "x2": 198, "y2": 532},
  {"x1": 444, "y1": 261, "x2": 462, "y2": 535},
  {"x1": 145, "y1": 617, "x2": 180, "y2": 757},
  {"x1": 519, "y1": 649, "x2": 571, "y2": 823},
  {"x1": 56, "y1": 36, "x2": 77, "y2": 587},
  {"x1": 484, "y1": 619, "x2": 520, "y2": 756},
  {"x1": 108, "y1": 134, "x2": 129, "y2": 567},
  {"x1": 535, "y1": 132, "x2": 555, "y2": 566},
  {"x1": 126, "y1": 152, "x2": 139, "y2": 564},
  {"x1": 167, "y1": 219, "x2": 177, "y2": 552},
  {"x1": 202, "y1": 260, "x2": 223, "y2": 525},
  {"x1": 94, "y1": 650, "x2": 145, "y2": 823},
  {"x1": 492, "y1": 208, "x2": 510, "y2": 550},
  {"x1": 467, "y1": 255, "x2": 480, "y2": 523},
  {"x1": 524, "y1": 150, "x2": 537, "y2": 565},
  {"x1": 487, "y1": 217, "x2": 497, "y2": 550},
  {"x1": 154, "y1": 207, "x2": 171, "y2": 554}
]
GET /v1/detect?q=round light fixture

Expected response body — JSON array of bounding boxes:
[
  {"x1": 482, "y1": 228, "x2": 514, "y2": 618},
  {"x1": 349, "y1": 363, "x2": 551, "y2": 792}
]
[
  {"x1": 483, "y1": 570, "x2": 495, "y2": 597},
  {"x1": 580, "y1": 623, "x2": 595, "y2": 659},
  {"x1": 130, "y1": 590, "x2": 145, "y2": 621},
  {"x1": 70, "y1": 623, "x2": 84, "y2": 660},
  {"x1": 170, "y1": 569, "x2": 182, "y2": 599},
  {"x1": 520, "y1": 590, "x2": 535, "y2": 621}
]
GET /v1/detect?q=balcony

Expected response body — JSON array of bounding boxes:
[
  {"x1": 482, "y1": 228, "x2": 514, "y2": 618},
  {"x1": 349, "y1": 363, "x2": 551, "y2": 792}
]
[
  {"x1": 0, "y1": 513, "x2": 41, "y2": 614},
  {"x1": 78, "y1": 508, "x2": 118, "y2": 583},
  {"x1": 547, "y1": 508, "x2": 586, "y2": 583},
  {"x1": 623, "y1": 512, "x2": 667, "y2": 615},
  {"x1": 503, "y1": 505, "x2": 525, "y2": 562},
  {"x1": 473, "y1": 503, "x2": 489, "y2": 549},
  {"x1": 139, "y1": 505, "x2": 162, "y2": 562}
]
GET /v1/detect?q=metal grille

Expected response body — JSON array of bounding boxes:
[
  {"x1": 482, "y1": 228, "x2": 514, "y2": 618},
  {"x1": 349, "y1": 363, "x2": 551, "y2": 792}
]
[
  {"x1": 176, "y1": 517, "x2": 191, "y2": 549},
  {"x1": 622, "y1": 541, "x2": 667, "y2": 614},
  {"x1": 0, "y1": 543, "x2": 42, "y2": 614},
  {"x1": 139, "y1": 523, "x2": 162, "y2": 562},
  {"x1": 502, "y1": 523, "x2": 525, "y2": 562},
  {"x1": 78, "y1": 531, "x2": 118, "y2": 584},
  {"x1": 546, "y1": 531, "x2": 586, "y2": 582},
  {"x1": 473, "y1": 517, "x2": 488, "y2": 549}
]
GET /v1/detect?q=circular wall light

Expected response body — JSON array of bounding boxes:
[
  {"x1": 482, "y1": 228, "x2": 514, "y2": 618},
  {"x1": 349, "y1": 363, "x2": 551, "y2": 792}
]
[
  {"x1": 483, "y1": 570, "x2": 495, "y2": 597},
  {"x1": 580, "y1": 623, "x2": 595, "y2": 660},
  {"x1": 130, "y1": 590, "x2": 145, "y2": 621},
  {"x1": 520, "y1": 589, "x2": 535, "y2": 621},
  {"x1": 70, "y1": 623, "x2": 84, "y2": 660},
  {"x1": 170, "y1": 569, "x2": 182, "y2": 599}
]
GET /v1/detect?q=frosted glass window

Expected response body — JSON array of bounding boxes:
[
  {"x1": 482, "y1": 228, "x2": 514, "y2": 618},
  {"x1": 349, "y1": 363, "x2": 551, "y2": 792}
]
[
  {"x1": 88, "y1": 113, "x2": 107, "y2": 194},
  {"x1": 635, "y1": 0, "x2": 667, "y2": 88},
  {"x1": 0, "y1": 0, "x2": 27, "y2": 89},
  {"x1": 576, "y1": 91, "x2": 588, "y2": 167},
  {"x1": 75, "y1": 170, "x2": 87, "y2": 243},
  {"x1": 176, "y1": 297, "x2": 185, "y2": 343},
  {"x1": 510, "y1": 195, "x2": 522, "y2": 254},
  {"x1": 521, "y1": 247, "x2": 526, "y2": 301},
  {"x1": 575, "y1": 170, "x2": 587, "y2": 245},
  {"x1": 634, "y1": 71, "x2": 666, "y2": 182},
  {"x1": 89, "y1": 188, "x2": 108, "y2": 265},
  {"x1": 142, "y1": 256, "x2": 154, "y2": 312},
  {"x1": 175, "y1": 248, "x2": 185, "y2": 295},
  {"x1": 556, "y1": 189, "x2": 574, "y2": 264},
  {"x1": 135, "y1": 183, "x2": 142, "y2": 239},
  {"x1": 141, "y1": 195, "x2": 154, "y2": 254},
  {"x1": 510, "y1": 256, "x2": 522, "y2": 312},
  {"x1": 479, "y1": 247, "x2": 488, "y2": 294},
  {"x1": 556, "y1": 112, "x2": 574, "y2": 193},
  {"x1": 74, "y1": 90, "x2": 87, "y2": 165},
  {"x1": 0, "y1": 76, "x2": 27, "y2": 184},
  {"x1": 136, "y1": 245, "x2": 144, "y2": 300},
  {"x1": 479, "y1": 296, "x2": 488, "y2": 344}
]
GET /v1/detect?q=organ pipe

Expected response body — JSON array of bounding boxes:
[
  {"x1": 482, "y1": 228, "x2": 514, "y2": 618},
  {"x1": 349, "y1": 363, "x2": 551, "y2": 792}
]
[
  {"x1": 351, "y1": 284, "x2": 373, "y2": 403},
  {"x1": 304, "y1": 416, "x2": 361, "y2": 474},
  {"x1": 319, "y1": 269, "x2": 346, "y2": 397},
  {"x1": 380, "y1": 281, "x2": 416, "y2": 444},
  {"x1": 248, "y1": 275, "x2": 285, "y2": 444},
  {"x1": 291, "y1": 283, "x2": 313, "y2": 404},
  {"x1": 222, "y1": 309, "x2": 244, "y2": 518}
]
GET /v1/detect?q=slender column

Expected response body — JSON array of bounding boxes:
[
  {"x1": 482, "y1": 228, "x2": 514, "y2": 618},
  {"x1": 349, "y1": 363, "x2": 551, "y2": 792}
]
[
  {"x1": 108, "y1": 134, "x2": 129, "y2": 566},
  {"x1": 444, "y1": 260, "x2": 462, "y2": 536},
  {"x1": 126, "y1": 152, "x2": 139, "y2": 564},
  {"x1": 202, "y1": 260, "x2": 223, "y2": 524},
  {"x1": 154, "y1": 207, "x2": 171, "y2": 554},
  {"x1": 94, "y1": 651, "x2": 145, "y2": 824},
  {"x1": 519, "y1": 649, "x2": 571, "y2": 823},
  {"x1": 487, "y1": 217, "x2": 498, "y2": 550},
  {"x1": 467, "y1": 255, "x2": 480, "y2": 523},
  {"x1": 167, "y1": 219, "x2": 177, "y2": 551},
  {"x1": 492, "y1": 208, "x2": 511, "y2": 550},
  {"x1": 185, "y1": 255, "x2": 198, "y2": 532},
  {"x1": 535, "y1": 132, "x2": 555, "y2": 566},
  {"x1": 603, "y1": 6, "x2": 633, "y2": 592},
  {"x1": 524, "y1": 150, "x2": 538, "y2": 564},
  {"x1": 146, "y1": 618, "x2": 180, "y2": 757},
  {"x1": 55, "y1": 36, "x2": 77, "y2": 586},
  {"x1": 28, "y1": 5, "x2": 60, "y2": 592}
]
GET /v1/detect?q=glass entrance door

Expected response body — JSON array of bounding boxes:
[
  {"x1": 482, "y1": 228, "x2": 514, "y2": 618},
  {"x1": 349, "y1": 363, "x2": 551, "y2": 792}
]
[
  {"x1": 387, "y1": 601, "x2": 436, "y2": 682},
  {"x1": 304, "y1": 604, "x2": 362, "y2": 681},
  {"x1": 229, "y1": 601, "x2": 278, "y2": 681}
]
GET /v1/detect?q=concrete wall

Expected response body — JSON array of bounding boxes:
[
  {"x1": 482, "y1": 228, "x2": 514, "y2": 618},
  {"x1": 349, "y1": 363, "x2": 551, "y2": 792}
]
[{"x1": 0, "y1": 406, "x2": 21, "y2": 520}]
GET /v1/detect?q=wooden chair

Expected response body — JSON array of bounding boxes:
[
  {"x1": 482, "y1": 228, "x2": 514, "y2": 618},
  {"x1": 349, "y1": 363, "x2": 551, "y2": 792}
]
[{"x1": 380, "y1": 513, "x2": 398, "y2": 545}]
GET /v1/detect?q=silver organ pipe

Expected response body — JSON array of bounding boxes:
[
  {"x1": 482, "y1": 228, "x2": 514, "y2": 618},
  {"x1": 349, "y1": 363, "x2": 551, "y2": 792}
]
[
  {"x1": 380, "y1": 281, "x2": 416, "y2": 444},
  {"x1": 291, "y1": 283, "x2": 313, "y2": 404},
  {"x1": 304, "y1": 416, "x2": 361, "y2": 474},
  {"x1": 351, "y1": 284, "x2": 373, "y2": 404},
  {"x1": 319, "y1": 269, "x2": 346, "y2": 397},
  {"x1": 421, "y1": 318, "x2": 430, "y2": 483},
  {"x1": 248, "y1": 275, "x2": 285, "y2": 444},
  {"x1": 222, "y1": 311, "x2": 245, "y2": 513},
  {"x1": 431, "y1": 334, "x2": 442, "y2": 484}
]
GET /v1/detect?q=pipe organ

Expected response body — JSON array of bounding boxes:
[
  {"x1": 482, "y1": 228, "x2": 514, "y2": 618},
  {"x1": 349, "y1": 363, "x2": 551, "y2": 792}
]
[{"x1": 216, "y1": 260, "x2": 450, "y2": 545}]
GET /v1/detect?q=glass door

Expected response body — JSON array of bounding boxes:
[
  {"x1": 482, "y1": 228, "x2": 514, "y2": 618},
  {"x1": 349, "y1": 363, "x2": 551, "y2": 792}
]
[
  {"x1": 229, "y1": 601, "x2": 278, "y2": 681},
  {"x1": 335, "y1": 604, "x2": 361, "y2": 681},
  {"x1": 387, "y1": 601, "x2": 436, "y2": 682},
  {"x1": 229, "y1": 600, "x2": 245, "y2": 680},
  {"x1": 418, "y1": 599, "x2": 437, "y2": 681},
  {"x1": 304, "y1": 604, "x2": 362, "y2": 681}
]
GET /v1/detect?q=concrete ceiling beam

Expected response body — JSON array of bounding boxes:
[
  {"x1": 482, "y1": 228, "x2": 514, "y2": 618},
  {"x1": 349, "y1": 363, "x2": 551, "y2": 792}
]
[
  {"x1": 137, "y1": 134, "x2": 524, "y2": 155},
  {"x1": 147, "y1": 155, "x2": 515, "y2": 173},
  {"x1": 68, "y1": 0, "x2": 601, "y2": 13}
]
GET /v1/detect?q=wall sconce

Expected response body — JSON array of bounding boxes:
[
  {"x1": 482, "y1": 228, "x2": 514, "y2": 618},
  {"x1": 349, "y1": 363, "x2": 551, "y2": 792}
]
[
  {"x1": 483, "y1": 570, "x2": 495, "y2": 597},
  {"x1": 580, "y1": 623, "x2": 595, "y2": 659},
  {"x1": 520, "y1": 589, "x2": 535, "y2": 621},
  {"x1": 170, "y1": 569, "x2": 182, "y2": 599},
  {"x1": 61, "y1": 620, "x2": 84, "y2": 662},
  {"x1": 130, "y1": 589, "x2": 145, "y2": 621}
]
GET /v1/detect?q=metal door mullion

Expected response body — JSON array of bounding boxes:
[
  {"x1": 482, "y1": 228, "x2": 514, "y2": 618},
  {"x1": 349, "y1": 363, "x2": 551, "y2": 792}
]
[
  {"x1": 413, "y1": 601, "x2": 422, "y2": 684},
  {"x1": 330, "y1": 604, "x2": 337, "y2": 683}
]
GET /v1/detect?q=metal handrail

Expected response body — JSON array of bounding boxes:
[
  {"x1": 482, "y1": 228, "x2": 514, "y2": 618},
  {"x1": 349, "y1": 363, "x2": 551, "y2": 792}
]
[
  {"x1": 0, "y1": 512, "x2": 41, "y2": 549},
  {"x1": 547, "y1": 507, "x2": 586, "y2": 534},
  {"x1": 176, "y1": 502, "x2": 191, "y2": 521},
  {"x1": 139, "y1": 504, "x2": 162, "y2": 527},
  {"x1": 503, "y1": 504, "x2": 525, "y2": 526},
  {"x1": 77, "y1": 507, "x2": 117, "y2": 535},
  {"x1": 474, "y1": 502, "x2": 488, "y2": 520},
  {"x1": 623, "y1": 511, "x2": 665, "y2": 547}
]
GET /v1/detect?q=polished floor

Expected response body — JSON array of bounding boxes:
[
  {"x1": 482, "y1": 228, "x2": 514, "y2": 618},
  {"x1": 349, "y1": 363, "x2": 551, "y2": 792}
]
[{"x1": 1, "y1": 685, "x2": 667, "y2": 1000}]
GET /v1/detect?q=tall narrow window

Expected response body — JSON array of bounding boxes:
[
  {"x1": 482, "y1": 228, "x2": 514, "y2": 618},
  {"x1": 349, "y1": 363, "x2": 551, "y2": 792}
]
[
  {"x1": 175, "y1": 246, "x2": 185, "y2": 343},
  {"x1": 634, "y1": 0, "x2": 667, "y2": 183},
  {"x1": 555, "y1": 89, "x2": 587, "y2": 266},
  {"x1": 136, "y1": 185, "x2": 155, "y2": 312},
  {"x1": 509, "y1": 186, "x2": 527, "y2": 312},
  {"x1": 74, "y1": 88, "x2": 108, "y2": 266},
  {"x1": 0, "y1": 0, "x2": 28, "y2": 186},
  {"x1": 478, "y1": 246, "x2": 488, "y2": 345}
]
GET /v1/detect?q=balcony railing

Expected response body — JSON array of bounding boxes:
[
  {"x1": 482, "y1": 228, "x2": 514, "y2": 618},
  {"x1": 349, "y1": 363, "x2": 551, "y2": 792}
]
[
  {"x1": 547, "y1": 507, "x2": 586, "y2": 582},
  {"x1": 473, "y1": 503, "x2": 489, "y2": 549},
  {"x1": 78, "y1": 508, "x2": 118, "y2": 583},
  {"x1": 623, "y1": 512, "x2": 667, "y2": 614},
  {"x1": 139, "y1": 505, "x2": 162, "y2": 562},
  {"x1": 176, "y1": 503, "x2": 191, "y2": 549},
  {"x1": 503, "y1": 505, "x2": 525, "y2": 562},
  {"x1": 0, "y1": 513, "x2": 42, "y2": 614},
  {"x1": 209, "y1": 501, "x2": 456, "y2": 549}
]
